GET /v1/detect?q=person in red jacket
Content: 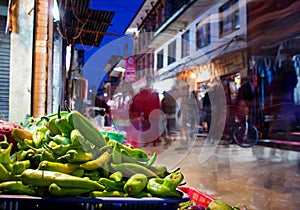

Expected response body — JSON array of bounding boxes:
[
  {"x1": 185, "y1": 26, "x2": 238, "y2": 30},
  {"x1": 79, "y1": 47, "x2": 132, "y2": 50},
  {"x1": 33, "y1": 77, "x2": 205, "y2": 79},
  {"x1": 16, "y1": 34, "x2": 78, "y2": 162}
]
[{"x1": 129, "y1": 82, "x2": 162, "y2": 147}]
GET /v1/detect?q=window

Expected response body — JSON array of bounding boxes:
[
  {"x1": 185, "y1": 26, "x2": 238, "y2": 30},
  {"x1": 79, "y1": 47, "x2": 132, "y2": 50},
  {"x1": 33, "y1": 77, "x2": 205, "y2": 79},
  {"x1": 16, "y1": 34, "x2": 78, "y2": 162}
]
[
  {"x1": 168, "y1": 40, "x2": 176, "y2": 65},
  {"x1": 181, "y1": 30, "x2": 190, "y2": 58},
  {"x1": 157, "y1": 49, "x2": 164, "y2": 69},
  {"x1": 196, "y1": 17, "x2": 211, "y2": 49},
  {"x1": 220, "y1": 0, "x2": 240, "y2": 37}
]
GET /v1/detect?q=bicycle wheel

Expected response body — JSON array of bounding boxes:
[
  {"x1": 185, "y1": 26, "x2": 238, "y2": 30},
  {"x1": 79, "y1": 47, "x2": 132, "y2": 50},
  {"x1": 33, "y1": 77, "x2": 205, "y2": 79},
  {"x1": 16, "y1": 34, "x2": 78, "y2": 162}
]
[{"x1": 233, "y1": 124, "x2": 258, "y2": 147}]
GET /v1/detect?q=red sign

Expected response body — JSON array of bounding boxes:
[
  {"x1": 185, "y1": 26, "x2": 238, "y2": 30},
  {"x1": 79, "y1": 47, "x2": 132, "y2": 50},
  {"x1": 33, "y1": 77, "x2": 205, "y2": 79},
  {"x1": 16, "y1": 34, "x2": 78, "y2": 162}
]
[{"x1": 125, "y1": 57, "x2": 136, "y2": 82}]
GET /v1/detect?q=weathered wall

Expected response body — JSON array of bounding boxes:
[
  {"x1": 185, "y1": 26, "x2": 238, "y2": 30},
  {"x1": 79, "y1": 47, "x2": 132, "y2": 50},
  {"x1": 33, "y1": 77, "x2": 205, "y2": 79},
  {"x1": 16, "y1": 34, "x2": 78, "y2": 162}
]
[{"x1": 9, "y1": 0, "x2": 34, "y2": 122}]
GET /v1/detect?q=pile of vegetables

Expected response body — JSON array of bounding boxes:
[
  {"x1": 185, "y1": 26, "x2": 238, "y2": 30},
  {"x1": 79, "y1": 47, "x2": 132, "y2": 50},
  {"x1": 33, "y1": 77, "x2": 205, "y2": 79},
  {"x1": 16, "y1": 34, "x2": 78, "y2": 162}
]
[{"x1": 0, "y1": 105, "x2": 185, "y2": 198}]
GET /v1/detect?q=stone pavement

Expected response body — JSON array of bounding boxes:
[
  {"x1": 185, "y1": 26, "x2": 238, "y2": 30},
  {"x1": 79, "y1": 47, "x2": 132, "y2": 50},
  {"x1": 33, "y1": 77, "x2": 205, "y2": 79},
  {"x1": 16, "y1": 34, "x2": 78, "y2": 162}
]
[{"x1": 142, "y1": 137, "x2": 300, "y2": 210}]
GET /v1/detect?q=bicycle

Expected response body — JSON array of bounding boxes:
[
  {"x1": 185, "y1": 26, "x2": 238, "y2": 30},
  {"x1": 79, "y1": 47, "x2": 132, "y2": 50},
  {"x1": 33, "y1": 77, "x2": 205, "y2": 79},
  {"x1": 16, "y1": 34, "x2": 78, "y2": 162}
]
[{"x1": 231, "y1": 115, "x2": 259, "y2": 148}]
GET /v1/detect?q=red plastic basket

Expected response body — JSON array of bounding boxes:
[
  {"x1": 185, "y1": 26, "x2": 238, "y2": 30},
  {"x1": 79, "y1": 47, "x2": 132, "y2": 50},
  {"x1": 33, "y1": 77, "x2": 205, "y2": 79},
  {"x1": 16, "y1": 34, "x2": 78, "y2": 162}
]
[{"x1": 178, "y1": 186, "x2": 215, "y2": 208}]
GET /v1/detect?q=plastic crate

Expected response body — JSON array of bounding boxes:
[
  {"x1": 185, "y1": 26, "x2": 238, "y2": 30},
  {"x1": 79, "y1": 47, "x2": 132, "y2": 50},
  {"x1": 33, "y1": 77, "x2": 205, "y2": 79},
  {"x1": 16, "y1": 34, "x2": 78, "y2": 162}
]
[
  {"x1": 178, "y1": 186, "x2": 215, "y2": 208},
  {"x1": 0, "y1": 194, "x2": 189, "y2": 210}
]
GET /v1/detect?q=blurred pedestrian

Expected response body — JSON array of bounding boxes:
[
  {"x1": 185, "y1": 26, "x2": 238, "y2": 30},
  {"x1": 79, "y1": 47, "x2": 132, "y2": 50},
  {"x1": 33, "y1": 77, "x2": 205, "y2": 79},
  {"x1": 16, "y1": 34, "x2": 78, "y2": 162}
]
[
  {"x1": 161, "y1": 91, "x2": 180, "y2": 147},
  {"x1": 128, "y1": 79, "x2": 162, "y2": 147}
]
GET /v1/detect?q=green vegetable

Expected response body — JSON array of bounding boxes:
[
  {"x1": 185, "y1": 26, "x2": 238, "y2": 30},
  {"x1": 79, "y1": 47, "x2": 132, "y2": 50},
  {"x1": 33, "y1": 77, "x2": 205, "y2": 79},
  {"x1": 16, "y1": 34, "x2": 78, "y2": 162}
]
[
  {"x1": 90, "y1": 190, "x2": 126, "y2": 197},
  {"x1": 37, "y1": 160, "x2": 79, "y2": 174},
  {"x1": 16, "y1": 169, "x2": 105, "y2": 190},
  {"x1": 11, "y1": 160, "x2": 31, "y2": 176},
  {"x1": 46, "y1": 116, "x2": 61, "y2": 136},
  {"x1": 163, "y1": 170, "x2": 184, "y2": 190},
  {"x1": 146, "y1": 165, "x2": 169, "y2": 178},
  {"x1": 0, "y1": 162, "x2": 11, "y2": 181},
  {"x1": 98, "y1": 177, "x2": 125, "y2": 192},
  {"x1": 79, "y1": 151, "x2": 111, "y2": 171},
  {"x1": 67, "y1": 109, "x2": 107, "y2": 148},
  {"x1": 0, "y1": 143, "x2": 13, "y2": 163},
  {"x1": 111, "y1": 162, "x2": 159, "y2": 178},
  {"x1": 112, "y1": 142, "x2": 122, "y2": 164},
  {"x1": 145, "y1": 152, "x2": 157, "y2": 167},
  {"x1": 124, "y1": 173, "x2": 148, "y2": 196},
  {"x1": 0, "y1": 181, "x2": 36, "y2": 196},
  {"x1": 108, "y1": 140, "x2": 148, "y2": 160},
  {"x1": 70, "y1": 129, "x2": 95, "y2": 153},
  {"x1": 0, "y1": 136, "x2": 9, "y2": 149},
  {"x1": 83, "y1": 170, "x2": 101, "y2": 181},
  {"x1": 32, "y1": 126, "x2": 48, "y2": 148},
  {"x1": 57, "y1": 149, "x2": 94, "y2": 163},
  {"x1": 48, "y1": 183, "x2": 91, "y2": 197},
  {"x1": 146, "y1": 178, "x2": 182, "y2": 197},
  {"x1": 206, "y1": 200, "x2": 234, "y2": 210},
  {"x1": 146, "y1": 171, "x2": 184, "y2": 198},
  {"x1": 109, "y1": 171, "x2": 123, "y2": 182},
  {"x1": 43, "y1": 141, "x2": 76, "y2": 156},
  {"x1": 11, "y1": 149, "x2": 35, "y2": 162},
  {"x1": 133, "y1": 190, "x2": 153, "y2": 198},
  {"x1": 70, "y1": 168, "x2": 85, "y2": 177},
  {"x1": 55, "y1": 105, "x2": 74, "y2": 137},
  {"x1": 50, "y1": 134, "x2": 71, "y2": 145}
]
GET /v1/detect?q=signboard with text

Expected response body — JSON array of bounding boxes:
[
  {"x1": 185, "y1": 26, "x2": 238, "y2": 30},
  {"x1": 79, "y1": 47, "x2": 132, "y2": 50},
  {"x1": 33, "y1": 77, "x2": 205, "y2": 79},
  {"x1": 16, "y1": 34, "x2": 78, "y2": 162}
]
[{"x1": 125, "y1": 57, "x2": 136, "y2": 82}]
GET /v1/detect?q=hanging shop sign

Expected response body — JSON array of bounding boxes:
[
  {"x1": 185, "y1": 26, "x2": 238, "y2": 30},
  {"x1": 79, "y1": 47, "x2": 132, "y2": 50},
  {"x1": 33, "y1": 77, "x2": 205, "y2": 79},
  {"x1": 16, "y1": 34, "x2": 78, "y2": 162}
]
[{"x1": 125, "y1": 57, "x2": 136, "y2": 82}]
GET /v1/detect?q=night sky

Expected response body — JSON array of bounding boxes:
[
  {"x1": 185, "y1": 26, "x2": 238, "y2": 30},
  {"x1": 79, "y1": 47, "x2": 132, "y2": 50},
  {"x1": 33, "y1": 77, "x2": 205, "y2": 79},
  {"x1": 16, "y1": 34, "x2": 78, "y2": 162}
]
[{"x1": 77, "y1": 0, "x2": 144, "y2": 91}]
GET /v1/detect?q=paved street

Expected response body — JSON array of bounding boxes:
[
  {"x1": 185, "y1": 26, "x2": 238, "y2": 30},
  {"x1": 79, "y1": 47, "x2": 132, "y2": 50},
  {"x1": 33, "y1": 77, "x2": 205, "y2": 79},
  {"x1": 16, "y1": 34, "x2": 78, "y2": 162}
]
[{"x1": 142, "y1": 137, "x2": 300, "y2": 210}]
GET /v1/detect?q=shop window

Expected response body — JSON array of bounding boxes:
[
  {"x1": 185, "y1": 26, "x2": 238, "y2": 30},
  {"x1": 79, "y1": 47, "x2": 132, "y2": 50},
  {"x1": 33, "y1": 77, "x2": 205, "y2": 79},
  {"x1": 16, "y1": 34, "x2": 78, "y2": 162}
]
[
  {"x1": 196, "y1": 17, "x2": 211, "y2": 49},
  {"x1": 219, "y1": 0, "x2": 240, "y2": 37},
  {"x1": 168, "y1": 40, "x2": 176, "y2": 65},
  {"x1": 157, "y1": 49, "x2": 164, "y2": 69},
  {"x1": 181, "y1": 30, "x2": 190, "y2": 58}
]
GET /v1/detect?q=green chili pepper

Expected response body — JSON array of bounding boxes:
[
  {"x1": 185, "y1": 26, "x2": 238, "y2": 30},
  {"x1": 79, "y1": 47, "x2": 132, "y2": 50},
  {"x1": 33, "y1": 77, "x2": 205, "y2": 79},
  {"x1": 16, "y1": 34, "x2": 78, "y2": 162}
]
[
  {"x1": 70, "y1": 129, "x2": 95, "y2": 153},
  {"x1": 108, "y1": 140, "x2": 149, "y2": 160},
  {"x1": 124, "y1": 173, "x2": 148, "y2": 196},
  {"x1": 83, "y1": 170, "x2": 101, "y2": 181},
  {"x1": 90, "y1": 190, "x2": 126, "y2": 197},
  {"x1": 0, "y1": 143, "x2": 13, "y2": 164},
  {"x1": 0, "y1": 162, "x2": 11, "y2": 181},
  {"x1": 57, "y1": 149, "x2": 94, "y2": 163},
  {"x1": 32, "y1": 126, "x2": 48, "y2": 148},
  {"x1": 67, "y1": 109, "x2": 106, "y2": 149},
  {"x1": 50, "y1": 134, "x2": 71, "y2": 145},
  {"x1": 11, "y1": 160, "x2": 31, "y2": 176},
  {"x1": 163, "y1": 170, "x2": 184, "y2": 190},
  {"x1": 71, "y1": 168, "x2": 85, "y2": 177},
  {"x1": 111, "y1": 162, "x2": 158, "y2": 178},
  {"x1": 133, "y1": 190, "x2": 153, "y2": 198},
  {"x1": 0, "y1": 181, "x2": 37, "y2": 196},
  {"x1": 0, "y1": 136, "x2": 9, "y2": 149},
  {"x1": 112, "y1": 142, "x2": 122, "y2": 164},
  {"x1": 55, "y1": 105, "x2": 74, "y2": 137},
  {"x1": 46, "y1": 116, "x2": 61, "y2": 136},
  {"x1": 11, "y1": 149, "x2": 35, "y2": 162},
  {"x1": 43, "y1": 142, "x2": 75, "y2": 156},
  {"x1": 109, "y1": 171, "x2": 123, "y2": 182},
  {"x1": 40, "y1": 149, "x2": 57, "y2": 162},
  {"x1": 146, "y1": 178, "x2": 182, "y2": 197},
  {"x1": 145, "y1": 152, "x2": 157, "y2": 167},
  {"x1": 48, "y1": 183, "x2": 91, "y2": 197},
  {"x1": 79, "y1": 151, "x2": 111, "y2": 171},
  {"x1": 146, "y1": 171, "x2": 184, "y2": 198},
  {"x1": 98, "y1": 177, "x2": 125, "y2": 192},
  {"x1": 99, "y1": 160, "x2": 109, "y2": 178},
  {"x1": 37, "y1": 160, "x2": 79, "y2": 174},
  {"x1": 146, "y1": 165, "x2": 170, "y2": 178},
  {"x1": 16, "y1": 169, "x2": 105, "y2": 190}
]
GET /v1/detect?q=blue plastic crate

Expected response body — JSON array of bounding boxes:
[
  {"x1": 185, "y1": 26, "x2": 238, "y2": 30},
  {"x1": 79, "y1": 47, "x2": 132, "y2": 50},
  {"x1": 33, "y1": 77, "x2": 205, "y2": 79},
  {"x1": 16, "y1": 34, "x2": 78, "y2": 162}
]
[{"x1": 0, "y1": 194, "x2": 189, "y2": 210}]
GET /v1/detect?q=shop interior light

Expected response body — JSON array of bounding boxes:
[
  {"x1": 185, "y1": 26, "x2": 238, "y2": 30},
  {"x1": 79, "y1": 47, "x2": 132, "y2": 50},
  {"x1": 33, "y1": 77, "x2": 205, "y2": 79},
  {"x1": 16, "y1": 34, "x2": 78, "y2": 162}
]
[{"x1": 190, "y1": 72, "x2": 196, "y2": 79}]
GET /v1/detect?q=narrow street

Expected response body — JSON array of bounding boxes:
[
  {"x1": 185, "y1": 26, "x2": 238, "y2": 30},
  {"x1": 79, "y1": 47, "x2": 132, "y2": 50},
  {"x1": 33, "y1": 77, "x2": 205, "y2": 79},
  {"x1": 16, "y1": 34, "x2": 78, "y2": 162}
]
[{"x1": 143, "y1": 137, "x2": 300, "y2": 210}]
